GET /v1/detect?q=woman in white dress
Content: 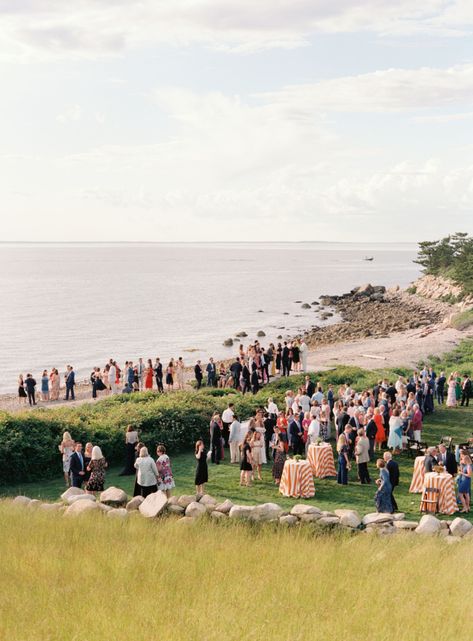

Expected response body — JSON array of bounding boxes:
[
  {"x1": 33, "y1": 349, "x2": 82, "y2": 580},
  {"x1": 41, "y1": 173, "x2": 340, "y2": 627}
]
[
  {"x1": 250, "y1": 431, "x2": 264, "y2": 480},
  {"x1": 387, "y1": 409, "x2": 403, "y2": 452},
  {"x1": 446, "y1": 374, "x2": 457, "y2": 408},
  {"x1": 58, "y1": 431, "x2": 75, "y2": 486}
]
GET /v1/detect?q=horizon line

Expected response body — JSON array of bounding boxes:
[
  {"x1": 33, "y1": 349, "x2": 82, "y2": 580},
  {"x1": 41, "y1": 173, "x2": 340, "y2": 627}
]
[{"x1": 0, "y1": 240, "x2": 419, "y2": 245}]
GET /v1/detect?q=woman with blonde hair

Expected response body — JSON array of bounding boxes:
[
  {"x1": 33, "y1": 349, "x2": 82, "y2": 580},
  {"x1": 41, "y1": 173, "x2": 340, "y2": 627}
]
[
  {"x1": 134, "y1": 446, "x2": 158, "y2": 497},
  {"x1": 250, "y1": 430, "x2": 263, "y2": 481},
  {"x1": 336, "y1": 433, "x2": 351, "y2": 485},
  {"x1": 85, "y1": 446, "x2": 108, "y2": 494},
  {"x1": 58, "y1": 431, "x2": 75, "y2": 486},
  {"x1": 457, "y1": 450, "x2": 472, "y2": 513}
]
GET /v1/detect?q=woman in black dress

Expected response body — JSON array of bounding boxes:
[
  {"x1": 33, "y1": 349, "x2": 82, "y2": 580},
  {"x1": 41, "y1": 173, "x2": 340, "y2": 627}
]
[
  {"x1": 251, "y1": 363, "x2": 260, "y2": 395},
  {"x1": 18, "y1": 375, "x2": 27, "y2": 406},
  {"x1": 240, "y1": 433, "x2": 253, "y2": 487},
  {"x1": 195, "y1": 440, "x2": 208, "y2": 496},
  {"x1": 275, "y1": 343, "x2": 282, "y2": 374},
  {"x1": 83, "y1": 442, "x2": 93, "y2": 484},
  {"x1": 119, "y1": 425, "x2": 139, "y2": 476}
]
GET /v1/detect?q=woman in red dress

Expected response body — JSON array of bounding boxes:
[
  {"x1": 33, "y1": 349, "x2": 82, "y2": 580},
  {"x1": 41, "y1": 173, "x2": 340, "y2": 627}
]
[{"x1": 145, "y1": 359, "x2": 154, "y2": 390}]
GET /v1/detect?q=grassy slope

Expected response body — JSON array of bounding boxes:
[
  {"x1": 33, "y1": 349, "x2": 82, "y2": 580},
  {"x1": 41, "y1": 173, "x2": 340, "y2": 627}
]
[
  {"x1": 0, "y1": 504, "x2": 471, "y2": 641},
  {"x1": 2, "y1": 401, "x2": 472, "y2": 522}
]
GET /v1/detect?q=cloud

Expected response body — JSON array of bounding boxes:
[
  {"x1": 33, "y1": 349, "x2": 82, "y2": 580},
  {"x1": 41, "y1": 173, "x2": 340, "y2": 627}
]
[{"x1": 1, "y1": 1, "x2": 473, "y2": 60}]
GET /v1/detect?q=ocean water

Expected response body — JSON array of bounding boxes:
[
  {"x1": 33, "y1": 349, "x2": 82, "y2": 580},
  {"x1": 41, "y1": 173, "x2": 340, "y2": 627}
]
[{"x1": 0, "y1": 242, "x2": 420, "y2": 393}]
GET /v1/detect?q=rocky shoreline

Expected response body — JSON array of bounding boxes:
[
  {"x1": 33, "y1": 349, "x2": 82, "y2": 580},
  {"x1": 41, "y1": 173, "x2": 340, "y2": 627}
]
[{"x1": 300, "y1": 283, "x2": 453, "y2": 349}]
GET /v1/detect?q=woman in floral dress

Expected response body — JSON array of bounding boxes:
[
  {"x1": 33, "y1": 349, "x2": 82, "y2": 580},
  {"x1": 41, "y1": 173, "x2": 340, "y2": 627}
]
[
  {"x1": 156, "y1": 445, "x2": 175, "y2": 497},
  {"x1": 85, "y1": 446, "x2": 108, "y2": 493}
]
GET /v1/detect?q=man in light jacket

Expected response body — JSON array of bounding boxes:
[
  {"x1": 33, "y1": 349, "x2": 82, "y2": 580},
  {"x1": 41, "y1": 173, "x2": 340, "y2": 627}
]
[
  {"x1": 355, "y1": 428, "x2": 371, "y2": 484},
  {"x1": 228, "y1": 417, "x2": 241, "y2": 464}
]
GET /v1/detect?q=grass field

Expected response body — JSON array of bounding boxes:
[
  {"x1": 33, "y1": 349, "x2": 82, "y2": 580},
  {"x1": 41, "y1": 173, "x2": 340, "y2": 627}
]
[
  {"x1": 2, "y1": 402, "x2": 472, "y2": 522},
  {"x1": 0, "y1": 503, "x2": 471, "y2": 641}
]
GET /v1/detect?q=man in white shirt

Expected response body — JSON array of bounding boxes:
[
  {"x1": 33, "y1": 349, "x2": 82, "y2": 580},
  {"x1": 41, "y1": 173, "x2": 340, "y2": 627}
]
[
  {"x1": 308, "y1": 418, "x2": 320, "y2": 444},
  {"x1": 221, "y1": 403, "x2": 235, "y2": 447},
  {"x1": 228, "y1": 417, "x2": 241, "y2": 464},
  {"x1": 266, "y1": 398, "x2": 279, "y2": 417},
  {"x1": 311, "y1": 388, "x2": 324, "y2": 404},
  {"x1": 299, "y1": 340, "x2": 308, "y2": 372},
  {"x1": 298, "y1": 392, "x2": 310, "y2": 413},
  {"x1": 109, "y1": 362, "x2": 117, "y2": 395}
]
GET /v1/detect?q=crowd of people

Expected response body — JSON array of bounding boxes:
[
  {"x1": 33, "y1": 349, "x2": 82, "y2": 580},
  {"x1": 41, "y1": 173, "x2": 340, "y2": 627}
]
[
  {"x1": 54, "y1": 361, "x2": 472, "y2": 515},
  {"x1": 17, "y1": 339, "x2": 310, "y2": 405}
]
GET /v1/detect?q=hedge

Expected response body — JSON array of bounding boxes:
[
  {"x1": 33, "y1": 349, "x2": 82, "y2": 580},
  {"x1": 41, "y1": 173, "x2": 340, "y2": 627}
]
[{"x1": 0, "y1": 365, "x2": 409, "y2": 485}]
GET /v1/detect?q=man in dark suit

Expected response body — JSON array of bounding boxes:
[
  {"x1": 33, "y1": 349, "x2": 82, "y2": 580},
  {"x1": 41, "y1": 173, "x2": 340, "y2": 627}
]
[
  {"x1": 69, "y1": 442, "x2": 86, "y2": 488},
  {"x1": 25, "y1": 373, "x2": 37, "y2": 406},
  {"x1": 386, "y1": 383, "x2": 397, "y2": 405},
  {"x1": 461, "y1": 374, "x2": 472, "y2": 407},
  {"x1": 281, "y1": 342, "x2": 290, "y2": 377},
  {"x1": 437, "y1": 444, "x2": 458, "y2": 476},
  {"x1": 230, "y1": 358, "x2": 243, "y2": 390},
  {"x1": 365, "y1": 412, "x2": 378, "y2": 460},
  {"x1": 305, "y1": 376, "x2": 315, "y2": 398},
  {"x1": 289, "y1": 415, "x2": 304, "y2": 455},
  {"x1": 336, "y1": 406, "x2": 350, "y2": 436},
  {"x1": 436, "y1": 372, "x2": 446, "y2": 405},
  {"x1": 65, "y1": 365, "x2": 75, "y2": 400},
  {"x1": 194, "y1": 361, "x2": 203, "y2": 389},
  {"x1": 424, "y1": 447, "x2": 438, "y2": 472},
  {"x1": 154, "y1": 358, "x2": 163, "y2": 392},
  {"x1": 206, "y1": 358, "x2": 217, "y2": 387},
  {"x1": 210, "y1": 415, "x2": 222, "y2": 464},
  {"x1": 384, "y1": 451, "x2": 400, "y2": 511}
]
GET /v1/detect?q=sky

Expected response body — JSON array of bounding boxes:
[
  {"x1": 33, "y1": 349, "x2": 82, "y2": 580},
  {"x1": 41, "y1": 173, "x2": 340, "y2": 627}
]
[{"x1": 1, "y1": 0, "x2": 473, "y2": 242}]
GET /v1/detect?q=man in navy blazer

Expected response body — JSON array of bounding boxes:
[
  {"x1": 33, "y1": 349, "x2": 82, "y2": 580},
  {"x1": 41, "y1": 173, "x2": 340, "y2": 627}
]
[
  {"x1": 65, "y1": 365, "x2": 76, "y2": 400},
  {"x1": 69, "y1": 442, "x2": 86, "y2": 487}
]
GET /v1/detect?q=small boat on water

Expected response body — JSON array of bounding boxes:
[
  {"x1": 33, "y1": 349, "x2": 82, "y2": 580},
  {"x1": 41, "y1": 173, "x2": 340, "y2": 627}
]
[{"x1": 363, "y1": 256, "x2": 374, "y2": 261}]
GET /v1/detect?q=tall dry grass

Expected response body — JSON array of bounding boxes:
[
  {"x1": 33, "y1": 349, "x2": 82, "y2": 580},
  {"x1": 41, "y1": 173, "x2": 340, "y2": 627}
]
[{"x1": 0, "y1": 502, "x2": 470, "y2": 641}]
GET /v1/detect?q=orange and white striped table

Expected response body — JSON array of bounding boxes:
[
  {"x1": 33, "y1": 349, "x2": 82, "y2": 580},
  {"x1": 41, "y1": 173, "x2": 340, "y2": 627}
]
[
  {"x1": 279, "y1": 460, "x2": 315, "y2": 499},
  {"x1": 421, "y1": 472, "x2": 458, "y2": 515},
  {"x1": 307, "y1": 443, "x2": 337, "y2": 478},
  {"x1": 409, "y1": 456, "x2": 426, "y2": 493}
]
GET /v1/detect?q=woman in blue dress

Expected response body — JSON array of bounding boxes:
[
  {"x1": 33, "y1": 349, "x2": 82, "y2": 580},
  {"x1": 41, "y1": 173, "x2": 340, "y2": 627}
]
[
  {"x1": 375, "y1": 459, "x2": 393, "y2": 513},
  {"x1": 41, "y1": 369, "x2": 50, "y2": 402},
  {"x1": 337, "y1": 433, "x2": 351, "y2": 485},
  {"x1": 457, "y1": 450, "x2": 472, "y2": 513}
]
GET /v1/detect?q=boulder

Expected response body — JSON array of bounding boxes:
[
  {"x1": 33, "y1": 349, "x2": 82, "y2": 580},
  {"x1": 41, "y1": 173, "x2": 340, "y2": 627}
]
[
  {"x1": 210, "y1": 510, "x2": 227, "y2": 520},
  {"x1": 393, "y1": 520, "x2": 419, "y2": 530},
  {"x1": 61, "y1": 487, "x2": 85, "y2": 502},
  {"x1": 223, "y1": 338, "x2": 233, "y2": 347},
  {"x1": 290, "y1": 504, "x2": 321, "y2": 517},
  {"x1": 167, "y1": 495, "x2": 179, "y2": 506},
  {"x1": 177, "y1": 495, "x2": 197, "y2": 509},
  {"x1": 229, "y1": 505, "x2": 255, "y2": 520},
  {"x1": 67, "y1": 493, "x2": 96, "y2": 505},
  {"x1": 39, "y1": 502, "x2": 64, "y2": 512},
  {"x1": 299, "y1": 512, "x2": 322, "y2": 523},
  {"x1": 185, "y1": 501, "x2": 207, "y2": 518},
  {"x1": 357, "y1": 283, "x2": 374, "y2": 296},
  {"x1": 139, "y1": 491, "x2": 168, "y2": 518},
  {"x1": 99, "y1": 487, "x2": 128, "y2": 507},
  {"x1": 301, "y1": 303, "x2": 311, "y2": 309},
  {"x1": 107, "y1": 508, "x2": 128, "y2": 519},
  {"x1": 27, "y1": 499, "x2": 42, "y2": 509},
  {"x1": 199, "y1": 494, "x2": 217, "y2": 508},
  {"x1": 449, "y1": 517, "x2": 473, "y2": 538},
  {"x1": 126, "y1": 496, "x2": 144, "y2": 511},
  {"x1": 96, "y1": 503, "x2": 113, "y2": 512},
  {"x1": 167, "y1": 504, "x2": 185, "y2": 515},
  {"x1": 235, "y1": 331, "x2": 248, "y2": 337},
  {"x1": 321, "y1": 511, "x2": 337, "y2": 518},
  {"x1": 256, "y1": 330, "x2": 266, "y2": 337},
  {"x1": 250, "y1": 503, "x2": 283, "y2": 522},
  {"x1": 365, "y1": 524, "x2": 395, "y2": 536},
  {"x1": 279, "y1": 515, "x2": 298, "y2": 526},
  {"x1": 65, "y1": 500, "x2": 101, "y2": 516},
  {"x1": 415, "y1": 514, "x2": 441, "y2": 535},
  {"x1": 214, "y1": 499, "x2": 234, "y2": 514},
  {"x1": 334, "y1": 509, "x2": 361, "y2": 528},
  {"x1": 362, "y1": 513, "x2": 394, "y2": 526},
  {"x1": 392, "y1": 513, "x2": 406, "y2": 521},
  {"x1": 13, "y1": 496, "x2": 32, "y2": 506},
  {"x1": 317, "y1": 516, "x2": 340, "y2": 526}
]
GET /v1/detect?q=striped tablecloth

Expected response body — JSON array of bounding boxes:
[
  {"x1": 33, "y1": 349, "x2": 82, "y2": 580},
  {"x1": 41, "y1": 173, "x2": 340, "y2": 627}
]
[
  {"x1": 307, "y1": 443, "x2": 337, "y2": 478},
  {"x1": 279, "y1": 460, "x2": 315, "y2": 499},
  {"x1": 409, "y1": 456, "x2": 426, "y2": 493},
  {"x1": 421, "y1": 472, "x2": 458, "y2": 515}
]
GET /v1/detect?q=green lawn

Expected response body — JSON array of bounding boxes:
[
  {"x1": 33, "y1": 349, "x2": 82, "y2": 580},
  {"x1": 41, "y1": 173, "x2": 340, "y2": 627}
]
[{"x1": 2, "y1": 402, "x2": 472, "y2": 522}]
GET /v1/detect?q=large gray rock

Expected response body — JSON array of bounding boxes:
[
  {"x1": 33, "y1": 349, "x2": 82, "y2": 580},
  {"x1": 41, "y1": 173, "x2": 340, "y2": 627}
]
[
  {"x1": 167, "y1": 504, "x2": 185, "y2": 515},
  {"x1": 39, "y1": 502, "x2": 64, "y2": 512},
  {"x1": 13, "y1": 496, "x2": 32, "y2": 506},
  {"x1": 107, "y1": 508, "x2": 128, "y2": 519},
  {"x1": 449, "y1": 517, "x2": 473, "y2": 538},
  {"x1": 214, "y1": 499, "x2": 234, "y2": 514},
  {"x1": 65, "y1": 500, "x2": 101, "y2": 516},
  {"x1": 199, "y1": 494, "x2": 217, "y2": 512},
  {"x1": 229, "y1": 505, "x2": 255, "y2": 520},
  {"x1": 126, "y1": 496, "x2": 144, "y2": 511},
  {"x1": 100, "y1": 487, "x2": 128, "y2": 507},
  {"x1": 392, "y1": 513, "x2": 406, "y2": 521},
  {"x1": 210, "y1": 510, "x2": 227, "y2": 520},
  {"x1": 317, "y1": 516, "x2": 340, "y2": 526},
  {"x1": 177, "y1": 494, "x2": 197, "y2": 509},
  {"x1": 27, "y1": 499, "x2": 42, "y2": 509},
  {"x1": 96, "y1": 503, "x2": 113, "y2": 512},
  {"x1": 334, "y1": 509, "x2": 361, "y2": 528},
  {"x1": 415, "y1": 514, "x2": 441, "y2": 535},
  {"x1": 290, "y1": 504, "x2": 321, "y2": 517},
  {"x1": 250, "y1": 503, "x2": 284, "y2": 522},
  {"x1": 139, "y1": 491, "x2": 168, "y2": 518},
  {"x1": 185, "y1": 501, "x2": 207, "y2": 518},
  {"x1": 362, "y1": 513, "x2": 394, "y2": 526},
  {"x1": 279, "y1": 515, "x2": 298, "y2": 526},
  {"x1": 167, "y1": 495, "x2": 179, "y2": 506},
  {"x1": 299, "y1": 512, "x2": 322, "y2": 523},
  {"x1": 61, "y1": 487, "x2": 85, "y2": 502},
  {"x1": 67, "y1": 493, "x2": 96, "y2": 505}
]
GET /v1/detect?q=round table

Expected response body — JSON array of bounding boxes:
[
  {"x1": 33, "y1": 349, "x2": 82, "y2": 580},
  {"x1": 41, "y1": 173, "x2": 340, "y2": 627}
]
[
  {"x1": 409, "y1": 456, "x2": 425, "y2": 493},
  {"x1": 307, "y1": 443, "x2": 336, "y2": 478},
  {"x1": 421, "y1": 472, "x2": 458, "y2": 515},
  {"x1": 279, "y1": 459, "x2": 315, "y2": 499}
]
